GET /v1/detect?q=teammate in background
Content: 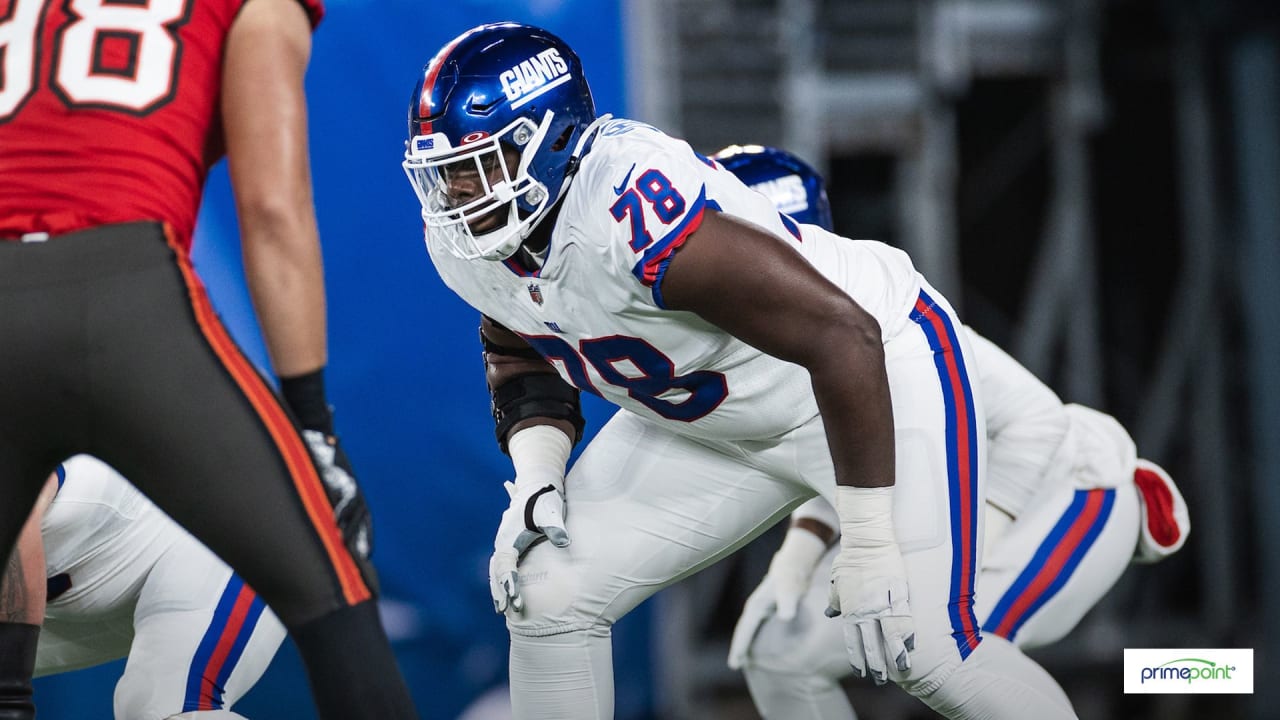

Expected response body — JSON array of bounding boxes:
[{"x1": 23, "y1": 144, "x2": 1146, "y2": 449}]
[
  {"x1": 0, "y1": 0, "x2": 416, "y2": 717},
  {"x1": 403, "y1": 22, "x2": 1079, "y2": 720},
  {"x1": 2, "y1": 457, "x2": 286, "y2": 720},
  {"x1": 716, "y1": 144, "x2": 1190, "y2": 719}
]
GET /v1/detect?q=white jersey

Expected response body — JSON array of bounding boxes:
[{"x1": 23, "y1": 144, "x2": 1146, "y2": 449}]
[
  {"x1": 790, "y1": 329, "x2": 1125, "y2": 527},
  {"x1": 427, "y1": 118, "x2": 923, "y2": 442},
  {"x1": 971, "y1": 331, "x2": 1136, "y2": 517},
  {"x1": 967, "y1": 330, "x2": 1070, "y2": 517}
]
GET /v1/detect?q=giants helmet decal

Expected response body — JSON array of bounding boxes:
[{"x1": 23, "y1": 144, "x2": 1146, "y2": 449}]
[{"x1": 714, "y1": 144, "x2": 834, "y2": 232}]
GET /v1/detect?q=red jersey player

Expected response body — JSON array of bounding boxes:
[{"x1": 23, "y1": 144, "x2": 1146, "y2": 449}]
[{"x1": 0, "y1": 1, "x2": 417, "y2": 718}]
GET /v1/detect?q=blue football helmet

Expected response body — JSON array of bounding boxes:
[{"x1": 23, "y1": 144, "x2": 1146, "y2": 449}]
[
  {"x1": 714, "y1": 144, "x2": 834, "y2": 232},
  {"x1": 403, "y1": 22, "x2": 598, "y2": 261}
]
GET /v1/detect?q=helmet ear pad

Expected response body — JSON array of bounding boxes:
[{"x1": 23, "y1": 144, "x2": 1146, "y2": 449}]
[{"x1": 511, "y1": 115, "x2": 591, "y2": 214}]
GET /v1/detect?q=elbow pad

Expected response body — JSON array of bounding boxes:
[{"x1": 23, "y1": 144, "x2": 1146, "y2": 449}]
[
  {"x1": 481, "y1": 321, "x2": 584, "y2": 453},
  {"x1": 491, "y1": 373, "x2": 584, "y2": 453}
]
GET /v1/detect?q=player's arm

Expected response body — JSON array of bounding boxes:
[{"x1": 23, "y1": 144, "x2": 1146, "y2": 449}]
[
  {"x1": 222, "y1": 2, "x2": 377, "y2": 575},
  {"x1": 661, "y1": 209, "x2": 894, "y2": 492},
  {"x1": 0, "y1": 475, "x2": 57, "y2": 719},
  {"x1": 223, "y1": 0, "x2": 325, "y2": 380},
  {"x1": 481, "y1": 315, "x2": 585, "y2": 614},
  {"x1": 481, "y1": 315, "x2": 581, "y2": 448},
  {"x1": 0, "y1": 476, "x2": 56, "y2": 625},
  {"x1": 663, "y1": 209, "x2": 913, "y2": 683}
]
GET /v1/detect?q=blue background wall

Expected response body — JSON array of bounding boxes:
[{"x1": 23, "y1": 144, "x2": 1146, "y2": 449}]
[{"x1": 32, "y1": 1, "x2": 646, "y2": 718}]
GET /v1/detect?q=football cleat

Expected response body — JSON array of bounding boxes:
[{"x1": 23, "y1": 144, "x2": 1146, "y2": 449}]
[{"x1": 1132, "y1": 459, "x2": 1190, "y2": 564}]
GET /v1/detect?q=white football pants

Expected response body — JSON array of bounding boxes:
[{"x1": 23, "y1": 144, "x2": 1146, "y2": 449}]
[
  {"x1": 36, "y1": 505, "x2": 285, "y2": 720},
  {"x1": 740, "y1": 482, "x2": 1138, "y2": 719},
  {"x1": 504, "y1": 289, "x2": 1076, "y2": 719}
]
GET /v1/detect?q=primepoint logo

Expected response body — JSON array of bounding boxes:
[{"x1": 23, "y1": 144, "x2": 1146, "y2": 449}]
[
  {"x1": 1124, "y1": 649, "x2": 1253, "y2": 694},
  {"x1": 1142, "y1": 657, "x2": 1235, "y2": 684}
]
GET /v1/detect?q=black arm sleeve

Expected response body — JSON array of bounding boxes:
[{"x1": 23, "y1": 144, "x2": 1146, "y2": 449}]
[{"x1": 479, "y1": 319, "x2": 584, "y2": 454}]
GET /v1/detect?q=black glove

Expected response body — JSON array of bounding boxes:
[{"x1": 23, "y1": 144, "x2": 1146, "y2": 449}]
[
  {"x1": 300, "y1": 429, "x2": 374, "y2": 564},
  {"x1": 281, "y1": 369, "x2": 378, "y2": 593}
]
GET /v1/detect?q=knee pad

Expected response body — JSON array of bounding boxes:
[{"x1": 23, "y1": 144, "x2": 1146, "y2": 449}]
[
  {"x1": 114, "y1": 673, "x2": 168, "y2": 720},
  {"x1": 743, "y1": 610, "x2": 849, "y2": 681},
  {"x1": 902, "y1": 635, "x2": 1076, "y2": 718},
  {"x1": 118, "y1": 670, "x2": 248, "y2": 720},
  {"x1": 892, "y1": 636, "x2": 966, "y2": 698},
  {"x1": 504, "y1": 540, "x2": 593, "y2": 637}
]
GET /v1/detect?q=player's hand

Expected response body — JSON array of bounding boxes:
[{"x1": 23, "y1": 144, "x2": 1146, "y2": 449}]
[
  {"x1": 824, "y1": 485, "x2": 914, "y2": 685},
  {"x1": 727, "y1": 525, "x2": 828, "y2": 669},
  {"x1": 825, "y1": 540, "x2": 914, "y2": 685},
  {"x1": 727, "y1": 574, "x2": 778, "y2": 671},
  {"x1": 301, "y1": 429, "x2": 374, "y2": 563},
  {"x1": 489, "y1": 472, "x2": 570, "y2": 615}
]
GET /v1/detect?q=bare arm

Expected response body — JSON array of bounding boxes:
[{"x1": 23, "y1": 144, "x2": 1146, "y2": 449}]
[
  {"x1": 661, "y1": 210, "x2": 895, "y2": 490},
  {"x1": 223, "y1": 0, "x2": 326, "y2": 378},
  {"x1": 792, "y1": 516, "x2": 837, "y2": 545},
  {"x1": 0, "y1": 477, "x2": 57, "y2": 625}
]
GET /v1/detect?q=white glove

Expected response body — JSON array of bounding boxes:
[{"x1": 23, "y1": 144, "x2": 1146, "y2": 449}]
[
  {"x1": 727, "y1": 524, "x2": 828, "y2": 670},
  {"x1": 489, "y1": 426, "x2": 573, "y2": 615},
  {"x1": 824, "y1": 486, "x2": 915, "y2": 685}
]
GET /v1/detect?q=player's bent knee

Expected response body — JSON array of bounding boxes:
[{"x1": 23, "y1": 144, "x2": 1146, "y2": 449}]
[
  {"x1": 505, "y1": 544, "x2": 598, "y2": 637},
  {"x1": 738, "y1": 601, "x2": 854, "y2": 682},
  {"x1": 114, "y1": 676, "x2": 170, "y2": 720},
  {"x1": 117, "y1": 676, "x2": 251, "y2": 720},
  {"x1": 891, "y1": 637, "x2": 970, "y2": 699},
  {"x1": 896, "y1": 661, "x2": 960, "y2": 700}
]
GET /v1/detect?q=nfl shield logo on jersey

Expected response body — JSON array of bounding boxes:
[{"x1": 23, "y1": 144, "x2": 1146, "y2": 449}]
[{"x1": 528, "y1": 283, "x2": 544, "y2": 305}]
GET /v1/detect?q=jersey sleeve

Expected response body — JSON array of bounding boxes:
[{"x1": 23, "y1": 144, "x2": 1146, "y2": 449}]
[
  {"x1": 293, "y1": 0, "x2": 325, "y2": 28},
  {"x1": 589, "y1": 127, "x2": 723, "y2": 310}
]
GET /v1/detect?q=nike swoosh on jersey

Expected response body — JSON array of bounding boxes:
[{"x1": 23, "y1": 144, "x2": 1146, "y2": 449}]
[{"x1": 613, "y1": 164, "x2": 636, "y2": 195}]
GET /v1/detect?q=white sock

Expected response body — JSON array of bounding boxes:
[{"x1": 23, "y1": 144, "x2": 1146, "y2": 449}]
[{"x1": 509, "y1": 629, "x2": 613, "y2": 720}]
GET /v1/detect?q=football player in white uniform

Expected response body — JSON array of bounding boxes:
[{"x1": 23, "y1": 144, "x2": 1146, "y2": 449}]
[
  {"x1": 715, "y1": 145, "x2": 1190, "y2": 719},
  {"x1": 403, "y1": 22, "x2": 1081, "y2": 720},
  {"x1": 0, "y1": 456, "x2": 286, "y2": 720}
]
